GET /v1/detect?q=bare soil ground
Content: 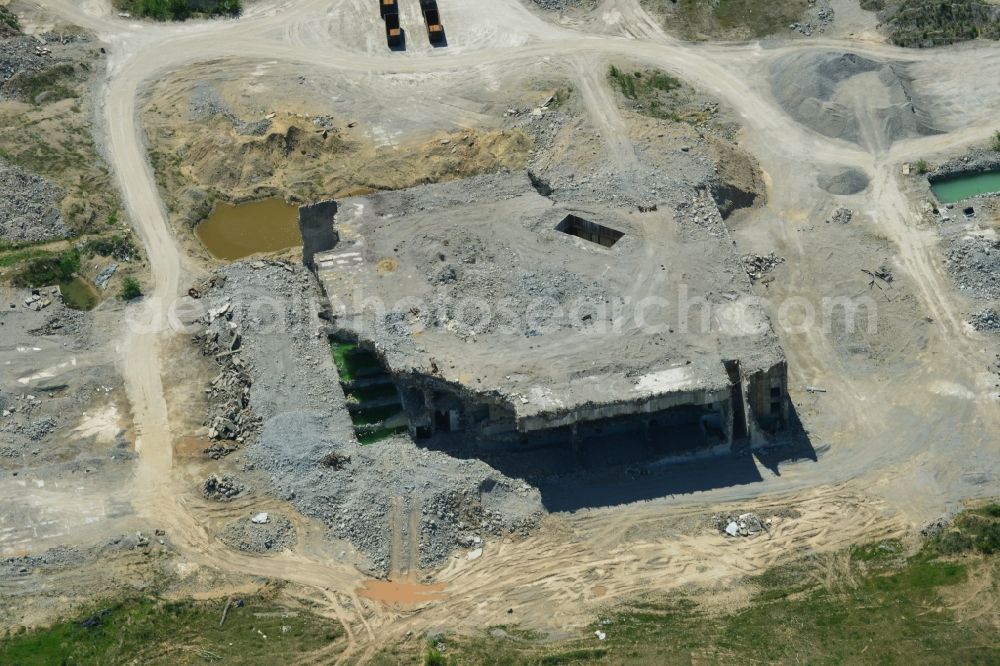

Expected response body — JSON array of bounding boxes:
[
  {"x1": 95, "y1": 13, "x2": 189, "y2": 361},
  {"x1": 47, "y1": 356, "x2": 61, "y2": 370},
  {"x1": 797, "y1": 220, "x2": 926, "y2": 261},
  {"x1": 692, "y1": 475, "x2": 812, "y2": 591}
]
[{"x1": 2, "y1": 0, "x2": 1000, "y2": 659}]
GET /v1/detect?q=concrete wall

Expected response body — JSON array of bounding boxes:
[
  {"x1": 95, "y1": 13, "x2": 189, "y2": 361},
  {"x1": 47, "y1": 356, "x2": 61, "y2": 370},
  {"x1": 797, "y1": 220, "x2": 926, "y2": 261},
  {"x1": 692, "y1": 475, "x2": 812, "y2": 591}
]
[
  {"x1": 299, "y1": 200, "x2": 339, "y2": 269},
  {"x1": 746, "y1": 360, "x2": 788, "y2": 442}
]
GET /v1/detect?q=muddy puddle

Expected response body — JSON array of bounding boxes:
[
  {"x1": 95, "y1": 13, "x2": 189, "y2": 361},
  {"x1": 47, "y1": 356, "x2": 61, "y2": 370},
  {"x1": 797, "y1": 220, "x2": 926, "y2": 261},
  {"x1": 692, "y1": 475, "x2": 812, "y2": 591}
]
[
  {"x1": 931, "y1": 170, "x2": 1000, "y2": 204},
  {"x1": 358, "y1": 579, "x2": 448, "y2": 607},
  {"x1": 59, "y1": 276, "x2": 99, "y2": 310},
  {"x1": 195, "y1": 198, "x2": 301, "y2": 260}
]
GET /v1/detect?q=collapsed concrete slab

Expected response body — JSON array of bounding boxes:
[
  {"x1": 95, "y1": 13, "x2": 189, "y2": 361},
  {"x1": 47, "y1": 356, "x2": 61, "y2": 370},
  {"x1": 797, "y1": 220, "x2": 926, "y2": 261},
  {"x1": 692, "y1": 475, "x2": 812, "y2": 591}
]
[{"x1": 309, "y1": 172, "x2": 787, "y2": 456}]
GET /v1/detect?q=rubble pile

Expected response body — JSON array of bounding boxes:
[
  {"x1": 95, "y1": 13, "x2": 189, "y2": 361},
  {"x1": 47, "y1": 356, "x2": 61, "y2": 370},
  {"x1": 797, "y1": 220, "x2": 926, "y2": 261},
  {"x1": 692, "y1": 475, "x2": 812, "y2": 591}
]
[
  {"x1": 218, "y1": 512, "x2": 296, "y2": 555},
  {"x1": 0, "y1": 159, "x2": 69, "y2": 244},
  {"x1": 202, "y1": 474, "x2": 246, "y2": 501},
  {"x1": 742, "y1": 252, "x2": 785, "y2": 282},
  {"x1": 194, "y1": 300, "x2": 261, "y2": 449},
  {"x1": 790, "y1": 0, "x2": 835, "y2": 36},
  {"x1": 419, "y1": 483, "x2": 539, "y2": 567},
  {"x1": 23, "y1": 291, "x2": 53, "y2": 311},
  {"x1": 828, "y1": 207, "x2": 853, "y2": 224},
  {"x1": 713, "y1": 511, "x2": 771, "y2": 537},
  {"x1": 944, "y1": 234, "x2": 1000, "y2": 299},
  {"x1": 528, "y1": 0, "x2": 597, "y2": 10},
  {"x1": 969, "y1": 308, "x2": 1000, "y2": 332},
  {"x1": 188, "y1": 81, "x2": 273, "y2": 137}
]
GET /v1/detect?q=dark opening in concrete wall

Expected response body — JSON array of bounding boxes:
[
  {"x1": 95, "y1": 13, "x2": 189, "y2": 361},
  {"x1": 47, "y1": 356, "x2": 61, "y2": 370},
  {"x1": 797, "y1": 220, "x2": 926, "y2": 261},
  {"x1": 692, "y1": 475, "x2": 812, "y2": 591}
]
[
  {"x1": 299, "y1": 200, "x2": 339, "y2": 269},
  {"x1": 556, "y1": 214, "x2": 624, "y2": 248}
]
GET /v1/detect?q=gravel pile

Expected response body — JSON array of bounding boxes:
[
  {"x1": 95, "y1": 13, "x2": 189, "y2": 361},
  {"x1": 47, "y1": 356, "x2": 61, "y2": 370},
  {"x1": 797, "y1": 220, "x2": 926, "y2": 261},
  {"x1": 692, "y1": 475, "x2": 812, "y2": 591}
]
[
  {"x1": 194, "y1": 303, "x2": 260, "y2": 446},
  {"x1": 202, "y1": 474, "x2": 246, "y2": 500},
  {"x1": 0, "y1": 532, "x2": 154, "y2": 579},
  {"x1": 193, "y1": 262, "x2": 542, "y2": 573},
  {"x1": 528, "y1": 0, "x2": 597, "y2": 10},
  {"x1": 969, "y1": 308, "x2": 1000, "y2": 332},
  {"x1": 189, "y1": 82, "x2": 273, "y2": 136},
  {"x1": 930, "y1": 148, "x2": 1000, "y2": 182},
  {"x1": 0, "y1": 35, "x2": 48, "y2": 95},
  {"x1": 944, "y1": 233, "x2": 1000, "y2": 299},
  {"x1": 818, "y1": 167, "x2": 870, "y2": 195},
  {"x1": 828, "y1": 207, "x2": 854, "y2": 224},
  {"x1": 742, "y1": 252, "x2": 785, "y2": 282},
  {"x1": 0, "y1": 159, "x2": 68, "y2": 244},
  {"x1": 218, "y1": 512, "x2": 296, "y2": 554},
  {"x1": 789, "y1": 0, "x2": 835, "y2": 36},
  {"x1": 770, "y1": 51, "x2": 931, "y2": 146}
]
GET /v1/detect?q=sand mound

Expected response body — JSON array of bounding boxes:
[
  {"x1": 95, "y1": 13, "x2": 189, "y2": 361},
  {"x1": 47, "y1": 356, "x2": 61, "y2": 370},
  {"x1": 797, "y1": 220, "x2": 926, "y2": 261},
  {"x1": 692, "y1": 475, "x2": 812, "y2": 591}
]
[
  {"x1": 771, "y1": 51, "x2": 934, "y2": 148},
  {"x1": 818, "y1": 167, "x2": 870, "y2": 195}
]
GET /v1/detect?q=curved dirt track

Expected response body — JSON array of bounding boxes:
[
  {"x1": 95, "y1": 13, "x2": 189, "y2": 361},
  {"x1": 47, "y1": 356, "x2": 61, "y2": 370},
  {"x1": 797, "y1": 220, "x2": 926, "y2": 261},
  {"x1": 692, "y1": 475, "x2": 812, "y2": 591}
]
[{"x1": 28, "y1": 0, "x2": 1000, "y2": 647}]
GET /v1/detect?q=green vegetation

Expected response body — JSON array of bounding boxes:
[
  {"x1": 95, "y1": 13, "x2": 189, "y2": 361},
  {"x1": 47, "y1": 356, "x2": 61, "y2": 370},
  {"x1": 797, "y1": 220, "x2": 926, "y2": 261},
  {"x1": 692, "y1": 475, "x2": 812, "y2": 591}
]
[
  {"x1": 929, "y1": 504, "x2": 1000, "y2": 555},
  {"x1": 10, "y1": 64, "x2": 78, "y2": 104},
  {"x1": 82, "y1": 233, "x2": 138, "y2": 261},
  {"x1": 915, "y1": 158, "x2": 930, "y2": 174},
  {"x1": 119, "y1": 276, "x2": 143, "y2": 301},
  {"x1": 607, "y1": 66, "x2": 688, "y2": 121},
  {"x1": 608, "y1": 65, "x2": 680, "y2": 100},
  {"x1": 0, "y1": 245, "x2": 55, "y2": 270},
  {"x1": 881, "y1": 0, "x2": 1000, "y2": 47},
  {"x1": 12, "y1": 249, "x2": 80, "y2": 287},
  {"x1": 655, "y1": 0, "x2": 810, "y2": 40},
  {"x1": 330, "y1": 341, "x2": 383, "y2": 383},
  {"x1": 0, "y1": 5, "x2": 20, "y2": 34},
  {"x1": 114, "y1": 0, "x2": 241, "y2": 21},
  {"x1": 330, "y1": 340, "x2": 406, "y2": 444},
  {"x1": 992, "y1": 130, "x2": 1000, "y2": 152},
  {"x1": 0, "y1": 595, "x2": 341, "y2": 665},
  {"x1": 418, "y1": 505, "x2": 1000, "y2": 664}
]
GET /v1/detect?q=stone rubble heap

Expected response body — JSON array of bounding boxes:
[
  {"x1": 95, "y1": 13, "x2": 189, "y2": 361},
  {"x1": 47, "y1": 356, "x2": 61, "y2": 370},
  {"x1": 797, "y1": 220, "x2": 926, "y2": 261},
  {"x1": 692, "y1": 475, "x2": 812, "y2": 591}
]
[
  {"x1": 969, "y1": 308, "x2": 1000, "y2": 332},
  {"x1": 202, "y1": 474, "x2": 246, "y2": 501},
  {"x1": 713, "y1": 511, "x2": 771, "y2": 538},
  {"x1": 741, "y1": 252, "x2": 785, "y2": 282}
]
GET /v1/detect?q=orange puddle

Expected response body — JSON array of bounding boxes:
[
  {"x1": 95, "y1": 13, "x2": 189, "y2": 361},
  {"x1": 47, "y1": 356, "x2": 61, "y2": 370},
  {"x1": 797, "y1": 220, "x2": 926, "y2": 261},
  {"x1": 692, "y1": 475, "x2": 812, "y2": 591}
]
[
  {"x1": 358, "y1": 579, "x2": 448, "y2": 607},
  {"x1": 593, "y1": 585, "x2": 607, "y2": 598}
]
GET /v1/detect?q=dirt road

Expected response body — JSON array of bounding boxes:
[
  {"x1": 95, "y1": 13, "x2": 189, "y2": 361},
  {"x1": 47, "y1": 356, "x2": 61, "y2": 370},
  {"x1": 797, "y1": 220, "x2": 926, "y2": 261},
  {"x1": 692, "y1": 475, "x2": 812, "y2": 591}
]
[{"x1": 24, "y1": 0, "x2": 1000, "y2": 644}]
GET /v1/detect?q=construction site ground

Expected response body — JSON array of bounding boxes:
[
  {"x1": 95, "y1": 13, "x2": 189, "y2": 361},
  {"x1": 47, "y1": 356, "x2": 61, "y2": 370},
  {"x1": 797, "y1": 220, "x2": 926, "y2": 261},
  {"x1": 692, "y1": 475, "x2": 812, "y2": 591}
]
[{"x1": 2, "y1": 0, "x2": 1000, "y2": 661}]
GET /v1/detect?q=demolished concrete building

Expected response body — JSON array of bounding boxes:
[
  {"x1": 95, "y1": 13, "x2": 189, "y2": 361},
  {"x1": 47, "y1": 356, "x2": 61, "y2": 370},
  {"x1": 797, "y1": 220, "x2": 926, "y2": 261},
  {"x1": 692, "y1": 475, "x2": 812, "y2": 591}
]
[{"x1": 303, "y1": 172, "x2": 788, "y2": 456}]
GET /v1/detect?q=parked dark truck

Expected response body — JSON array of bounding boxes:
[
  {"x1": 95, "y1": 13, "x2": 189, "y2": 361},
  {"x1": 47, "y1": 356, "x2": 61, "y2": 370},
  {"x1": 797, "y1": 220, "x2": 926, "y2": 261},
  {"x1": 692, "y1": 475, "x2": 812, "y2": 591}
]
[
  {"x1": 379, "y1": 0, "x2": 397, "y2": 18},
  {"x1": 419, "y1": 0, "x2": 445, "y2": 44},
  {"x1": 384, "y1": 12, "x2": 403, "y2": 47}
]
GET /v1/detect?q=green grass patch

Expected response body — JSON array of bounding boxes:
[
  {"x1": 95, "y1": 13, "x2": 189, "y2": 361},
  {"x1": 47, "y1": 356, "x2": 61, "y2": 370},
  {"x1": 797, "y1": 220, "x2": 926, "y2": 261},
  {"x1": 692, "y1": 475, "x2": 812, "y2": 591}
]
[
  {"x1": 931, "y1": 510, "x2": 1000, "y2": 555},
  {"x1": 607, "y1": 66, "x2": 690, "y2": 122},
  {"x1": 0, "y1": 5, "x2": 20, "y2": 34},
  {"x1": 0, "y1": 247, "x2": 55, "y2": 270},
  {"x1": 113, "y1": 0, "x2": 241, "y2": 21},
  {"x1": 851, "y1": 538, "x2": 904, "y2": 562},
  {"x1": 430, "y1": 514, "x2": 1000, "y2": 664},
  {"x1": 10, "y1": 64, "x2": 78, "y2": 104},
  {"x1": 0, "y1": 595, "x2": 342, "y2": 665},
  {"x1": 11, "y1": 249, "x2": 80, "y2": 287}
]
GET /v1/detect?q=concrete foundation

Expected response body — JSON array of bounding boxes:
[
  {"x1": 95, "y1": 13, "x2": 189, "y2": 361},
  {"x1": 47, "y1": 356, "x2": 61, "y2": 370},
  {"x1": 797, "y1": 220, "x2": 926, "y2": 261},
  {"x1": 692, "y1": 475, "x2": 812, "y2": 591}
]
[{"x1": 311, "y1": 172, "x2": 789, "y2": 455}]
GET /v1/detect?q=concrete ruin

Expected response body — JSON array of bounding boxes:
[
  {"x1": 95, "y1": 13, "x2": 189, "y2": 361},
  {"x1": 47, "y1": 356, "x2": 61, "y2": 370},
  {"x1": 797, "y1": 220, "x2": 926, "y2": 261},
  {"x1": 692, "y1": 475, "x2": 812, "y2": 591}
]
[{"x1": 308, "y1": 172, "x2": 788, "y2": 457}]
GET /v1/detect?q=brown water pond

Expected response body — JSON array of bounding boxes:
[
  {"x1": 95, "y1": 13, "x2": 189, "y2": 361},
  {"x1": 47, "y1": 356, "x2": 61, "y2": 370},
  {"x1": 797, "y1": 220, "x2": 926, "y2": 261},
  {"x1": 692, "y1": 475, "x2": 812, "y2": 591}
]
[{"x1": 195, "y1": 198, "x2": 301, "y2": 261}]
